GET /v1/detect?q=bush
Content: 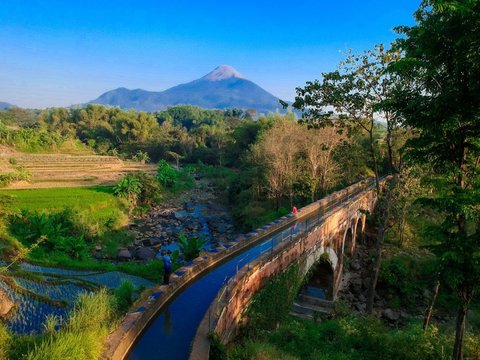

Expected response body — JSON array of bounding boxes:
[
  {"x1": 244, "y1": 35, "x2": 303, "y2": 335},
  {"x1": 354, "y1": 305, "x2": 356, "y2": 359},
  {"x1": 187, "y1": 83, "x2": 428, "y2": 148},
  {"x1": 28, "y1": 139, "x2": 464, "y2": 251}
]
[
  {"x1": 229, "y1": 341, "x2": 297, "y2": 360},
  {"x1": 134, "y1": 171, "x2": 162, "y2": 206},
  {"x1": 0, "y1": 169, "x2": 30, "y2": 187},
  {"x1": 8, "y1": 209, "x2": 92, "y2": 259},
  {"x1": 114, "y1": 281, "x2": 135, "y2": 314},
  {"x1": 0, "y1": 126, "x2": 64, "y2": 153},
  {"x1": 113, "y1": 174, "x2": 141, "y2": 213},
  {"x1": 55, "y1": 236, "x2": 90, "y2": 260},
  {"x1": 379, "y1": 253, "x2": 435, "y2": 309},
  {"x1": 156, "y1": 160, "x2": 178, "y2": 188},
  {"x1": 178, "y1": 232, "x2": 206, "y2": 261},
  {"x1": 132, "y1": 150, "x2": 150, "y2": 163},
  {"x1": 230, "y1": 314, "x2": 460, "y2": 360}
]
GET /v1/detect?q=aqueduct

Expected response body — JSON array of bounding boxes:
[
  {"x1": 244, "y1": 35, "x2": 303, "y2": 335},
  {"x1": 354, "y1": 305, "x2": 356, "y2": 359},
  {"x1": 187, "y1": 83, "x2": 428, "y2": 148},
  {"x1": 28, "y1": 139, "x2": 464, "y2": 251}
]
[
  {"x1": 104, "y1": 178, "x2": 381, "y2": 360},
  {"x1": 190, "y1": 178, "x2": 380, "y2": 358}
]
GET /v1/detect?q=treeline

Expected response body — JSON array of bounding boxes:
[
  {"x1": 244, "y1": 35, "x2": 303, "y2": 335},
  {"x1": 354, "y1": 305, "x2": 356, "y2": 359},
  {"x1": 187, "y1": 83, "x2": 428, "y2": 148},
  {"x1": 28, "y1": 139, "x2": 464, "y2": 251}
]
[
  {"x1": 0, "y1": 104, "x2": 266, "y2": 163},
  {"x1": 0, "y1": 103, "x2": 385, "y2": 230}
]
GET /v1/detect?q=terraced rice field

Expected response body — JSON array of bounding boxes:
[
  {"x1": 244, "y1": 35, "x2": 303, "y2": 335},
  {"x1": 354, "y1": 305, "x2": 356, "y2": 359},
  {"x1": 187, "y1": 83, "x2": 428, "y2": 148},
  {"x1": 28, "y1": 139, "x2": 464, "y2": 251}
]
[
  {"x1": 1, "y1": 152, "x2": 156, "y2": 189},
  {"x1": 1, "y1": 264, "x2": 154, "y2": 334}
]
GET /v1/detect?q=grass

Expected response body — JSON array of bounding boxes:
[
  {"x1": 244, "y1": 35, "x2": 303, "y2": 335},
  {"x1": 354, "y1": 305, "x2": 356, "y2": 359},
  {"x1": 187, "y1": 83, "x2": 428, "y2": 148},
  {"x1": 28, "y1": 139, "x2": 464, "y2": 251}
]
[
  {"x1": 0, "y1": 289, "x2": 122, "y2": 360},
  {"x1": 0, "y1": 186, "x2": 128, "y2": 233},
  {"x1": 24, "y1": 289, "x2": 115, "y2": 360},
  {"x1": 0, "y1": 323, "x2": 10, "y2": 360},
  {"x1": 0, "y1": 186, "x2": 120, "y2": 214}
]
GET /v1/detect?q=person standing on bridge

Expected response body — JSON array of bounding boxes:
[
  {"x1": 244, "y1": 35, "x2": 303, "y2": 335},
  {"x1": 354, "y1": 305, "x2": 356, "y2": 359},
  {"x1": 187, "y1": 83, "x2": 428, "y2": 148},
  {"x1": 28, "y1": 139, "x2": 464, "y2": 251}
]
[{"x1": 292, "y1": 205, "x2": 299, "y2": 231}]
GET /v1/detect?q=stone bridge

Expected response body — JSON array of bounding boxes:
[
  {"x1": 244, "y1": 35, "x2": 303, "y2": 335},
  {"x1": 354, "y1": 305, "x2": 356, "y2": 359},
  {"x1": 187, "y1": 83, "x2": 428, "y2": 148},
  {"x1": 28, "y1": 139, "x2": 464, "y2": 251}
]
[{"x1": 191, "y1": 178, "x2": 381, "y2": 357}]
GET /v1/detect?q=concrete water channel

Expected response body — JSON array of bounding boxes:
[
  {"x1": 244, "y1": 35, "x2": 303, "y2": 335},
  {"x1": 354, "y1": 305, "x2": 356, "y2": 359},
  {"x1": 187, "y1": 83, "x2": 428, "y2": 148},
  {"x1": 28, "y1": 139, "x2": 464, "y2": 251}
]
[{"x1": 127, "y1": 179, "x2": 375, "y2": 360}]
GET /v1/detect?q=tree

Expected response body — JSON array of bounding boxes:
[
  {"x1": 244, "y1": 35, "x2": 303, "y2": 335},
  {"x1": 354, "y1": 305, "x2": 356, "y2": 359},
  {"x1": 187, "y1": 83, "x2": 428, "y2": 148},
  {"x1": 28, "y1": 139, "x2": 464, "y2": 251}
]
[
  {"x1": 249, "y1": 118, "x2": 301, "y2": 210},
  {"x1": 392, "y1": 1, "x2": 480, "y2": 358},
  {"x1": 300, "y1": 125, "x2": 344, "y2": 201},
  {"x1": 166, "y1": 151, "x2": 183, "y2": 169},
  {"x1": 292, "y1": 44, "x2": 403, "y2": 313}
]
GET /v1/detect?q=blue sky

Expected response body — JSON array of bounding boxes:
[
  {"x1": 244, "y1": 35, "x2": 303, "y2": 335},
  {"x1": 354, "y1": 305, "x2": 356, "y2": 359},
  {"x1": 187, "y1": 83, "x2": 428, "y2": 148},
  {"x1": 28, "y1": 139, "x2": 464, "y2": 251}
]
[{"x1": 0, "y1": 0, "x2": 420, "y2": 108}]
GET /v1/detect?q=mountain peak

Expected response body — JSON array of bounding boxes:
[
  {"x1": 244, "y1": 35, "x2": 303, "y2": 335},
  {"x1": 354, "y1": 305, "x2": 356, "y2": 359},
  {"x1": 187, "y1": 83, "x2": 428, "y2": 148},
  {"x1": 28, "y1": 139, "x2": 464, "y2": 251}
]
[{"x1": 202, "y1": 65, "x2": 246, "y2": 81}]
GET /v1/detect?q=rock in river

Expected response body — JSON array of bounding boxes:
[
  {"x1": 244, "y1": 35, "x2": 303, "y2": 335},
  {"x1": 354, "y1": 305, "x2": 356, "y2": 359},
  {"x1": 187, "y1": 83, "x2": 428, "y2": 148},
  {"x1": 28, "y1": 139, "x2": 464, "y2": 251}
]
[
  {"x1": 135, "y1": 247, "x2": 156, "y2": 261},
  {"x1": 117, "y1": 248, "x2": 132, "y2": 261},
  {"x1": 0, "y1": 289, "x2": 14, "y2": 318}
]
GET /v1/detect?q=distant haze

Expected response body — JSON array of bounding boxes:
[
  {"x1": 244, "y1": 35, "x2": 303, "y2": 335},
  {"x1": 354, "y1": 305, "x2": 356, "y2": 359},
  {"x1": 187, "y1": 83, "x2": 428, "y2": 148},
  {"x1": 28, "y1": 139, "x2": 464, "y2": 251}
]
[{"x1": 0, "y1": 102, "x2": 13, "y2": 110}]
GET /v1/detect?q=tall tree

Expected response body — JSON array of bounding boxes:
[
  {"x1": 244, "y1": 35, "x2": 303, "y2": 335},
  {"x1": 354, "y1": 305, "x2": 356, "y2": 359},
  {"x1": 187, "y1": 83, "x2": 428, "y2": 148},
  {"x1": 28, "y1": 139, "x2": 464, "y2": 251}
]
[
  {"x1": 392, "y1": 1, "x2": 480, "y2": 358},
  {"x1": 300, "y1": 126, "x2": 344, "y2": 201},
  {"x1": 292, "y1": 44, "x2": 402, "y2": 313},
  {"x1": 250, "y1": 118, "x2": 300, "y2": 210}
]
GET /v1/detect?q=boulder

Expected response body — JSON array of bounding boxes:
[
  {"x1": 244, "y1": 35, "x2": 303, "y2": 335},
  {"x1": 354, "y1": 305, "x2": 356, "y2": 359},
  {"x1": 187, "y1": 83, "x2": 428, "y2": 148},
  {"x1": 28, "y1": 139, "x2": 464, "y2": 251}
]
[
  {"x1": 382, "y1": 308, "x2": 399, "y2": 321},
  {"x1": 354, "y1": 302, "x2": 366, "y2": 312},
  {"x1": 174, "y1": 210, "x2": 188, "y2": 220},
  {"x1": 135, "y1": 247, "x2": 156, "y2": 261},
  {"x1": 117, "y1": 249, "x2": 132, "y2": 260},
  {"x1": 150, "y1": 237, "x2": 162, "y2": 246},
  {"x1": 350, "y1": 261, "x2": 361, "y2": 271},
  {"x1": 0, "y1": 289, "x2": 14, "y2": 318}
]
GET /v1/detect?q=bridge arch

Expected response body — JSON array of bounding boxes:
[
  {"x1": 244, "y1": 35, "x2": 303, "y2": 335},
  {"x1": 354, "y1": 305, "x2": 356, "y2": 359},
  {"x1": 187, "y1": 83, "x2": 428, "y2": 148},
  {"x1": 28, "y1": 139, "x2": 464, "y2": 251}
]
[
  {"x1": 354, "y1": 215, "x2": 365, "y2": 245},
  {"x1": 303, "y1": 257, "x2": 334, "y2": 300},
  {"x1": 343, "y1": 227, "x2": 354, "y2": 256},
  {"x1": 301, "y1": 245, "x2": 339, "y2": 298}
]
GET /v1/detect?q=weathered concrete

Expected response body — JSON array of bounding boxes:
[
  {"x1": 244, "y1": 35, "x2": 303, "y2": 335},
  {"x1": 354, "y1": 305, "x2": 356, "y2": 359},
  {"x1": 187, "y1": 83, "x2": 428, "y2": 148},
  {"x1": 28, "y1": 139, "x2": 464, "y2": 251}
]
[{"x1": 190, "y1": 180, "x2": 379, "y2": 359}]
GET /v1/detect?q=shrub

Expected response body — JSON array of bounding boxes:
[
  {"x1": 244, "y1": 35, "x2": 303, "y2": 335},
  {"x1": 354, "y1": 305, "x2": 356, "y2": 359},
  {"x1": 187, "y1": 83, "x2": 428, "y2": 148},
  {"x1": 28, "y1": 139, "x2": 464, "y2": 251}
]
[
  {"x1": 114, "y1": 281, "x2": 135, "y2": 314},
  {"x1": 55, "y1": 236, "x2": 90, "y2": 260},
  {"x1": 134, "y1": 171, "x2": 162, "y2": 206},
  {"x1": 178, "y1": 232, "x2": 206, "y2": 261},
  {"x1": 132, "y1": 150, "x2": 150, "y2": 163},
  {"x1": 229, "y1": 341, "x2": 297, "y2": 360},
  {"x1": 379, "y1": 253, "x2": 435, "y2": 309},
  {"x1": 113, "y1": 174, "x2": 142, "y2": 213},
  {"x1": 10, "y1": 211, "x2": 68, "y2": 246},
  {"x1": 156, "y1": 160, "x2": 178, "y2": 188},
  {"x1": 8, "y1": 209, "x2": 91, "y2": 259},
  {"x1": 0, "y1": 169, "x2": 31, "y2": 187}
]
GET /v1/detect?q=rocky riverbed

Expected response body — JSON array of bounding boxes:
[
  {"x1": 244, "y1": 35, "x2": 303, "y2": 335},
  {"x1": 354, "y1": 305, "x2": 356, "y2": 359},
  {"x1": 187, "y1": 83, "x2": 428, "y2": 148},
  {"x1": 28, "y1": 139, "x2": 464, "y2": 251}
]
[
  {"x1": 337, "y1": 244, "x2": 416, "y2": 324},
  {"x1": 337, "y1": 241, "x2": 452, "y2": 327},
  {"x1": 117, "y1": 178, "x2": 238, "y2": 261}
]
